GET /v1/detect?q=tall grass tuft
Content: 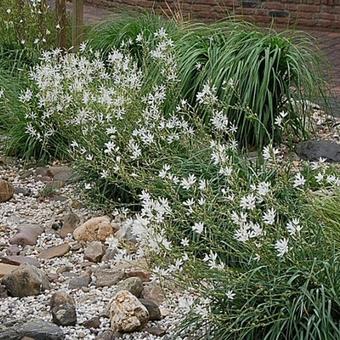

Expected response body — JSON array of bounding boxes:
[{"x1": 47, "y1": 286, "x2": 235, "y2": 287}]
[{"x1": 89, "y1": 15, "x2": 327, "y2": 148}]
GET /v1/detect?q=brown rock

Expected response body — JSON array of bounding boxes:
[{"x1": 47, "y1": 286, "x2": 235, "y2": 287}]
[
  {"x1": 73, "y1": 216, "x2": 117, "y2": 242},
  {"x1": 84, "y1": 241, "x2": 105, "y2": 263},
  {"x1": 60, "y1": 212, "x2": 80, "y2": 238},
  {"x1": 94, "y1": 269, "x2": 125, "y2": 288},
  {"x1": 109, "y1": 290, "x2": 149, "y2": 333},
  {"x1": 47, "y1": 166, "x2": 73, "y2": 182},
  {"x1": 0, "y1": 255, "x2": 40, "y2": 268},
  {"x1": 142, "y1": 283, "x2": 165, "y2": 305},
  {"x1": 2, "y1": 264, "x2": 51, "y2": 297},
  {"x1": 145, "y1": 326, "x2": 166, "y2": 337},
  {"x1": 50, "y1": 291, "x2": 77, "y2": 326},
  {"x1": 0, "y1": 180, "x2": 14, "y2": 202},
  {"x1": 0, "y1": 263, "x2": 18, "y2": 278},
  {"x1": 126, "y1": 270, "x2": 151, "y2": 282},
  {"x1": 10, "y1": 224, "x2": 43, "y2": 246},
  {"x1": 39, "y1": 243, "x2": 70, "y2": 259},
  {"x1": 82, "y1": 316, "x2": 101, "y2": 329}
]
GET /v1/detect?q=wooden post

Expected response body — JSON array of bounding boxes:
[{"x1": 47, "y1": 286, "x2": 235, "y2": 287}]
[
  {"x1": 72, "y1": 0, "x2": 84, "y2": 51},
  {"x1": 56, "y1": 0, "x2": 67, "y2": 50}
]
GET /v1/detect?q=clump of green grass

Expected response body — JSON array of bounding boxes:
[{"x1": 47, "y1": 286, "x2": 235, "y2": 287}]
[{"x1": 89, "y1": 15, "x2": 327, "y2": 148}]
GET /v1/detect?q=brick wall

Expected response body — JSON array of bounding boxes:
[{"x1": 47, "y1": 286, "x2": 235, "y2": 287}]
[{"x1": 85, "y1": 0, "x2": 340, "y2": 30}]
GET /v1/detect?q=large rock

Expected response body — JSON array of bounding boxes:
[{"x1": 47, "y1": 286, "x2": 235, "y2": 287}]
[
  {"x1": 2, "y1": 264, "x2": 50, "y2": 297},
  {"x1": 10, "y1": 224, "x2": 43, "y2": 246},
  {"x1": 60, "y1": 212, "x2": 80, "y2": 238},
  {"x1": 296, "y1": 140, "x2": 340, "y2": 162},
  {"x1": 50, "y1": 292, "x2": 77, "y2": 326},
  {"x1": 39, "y1": 243, "x2": 70, "y2": 260},
  {"x1": 109, "y1": 290, "x2": 149, "y2": 333},
  {"x1": 73, "y1": 216, "x2": 118, "y2": 242},
  {"x1": 0, "y1": 319, "x2": 65, "y2": 340},
  {"x1": 0, "y1": 180, "x2": 14, "y2": 203},
  {"x1": 84, "y1": 241, "x2": 105, "y2": 263},
  {"x1": 94, "y1": 269, "x2": 125, "y2": 288}
]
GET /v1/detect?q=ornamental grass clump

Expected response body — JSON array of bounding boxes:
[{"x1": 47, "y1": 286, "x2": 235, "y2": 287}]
[{"x1": 89, "y1": 15, "x2": 327, "y2": 148}]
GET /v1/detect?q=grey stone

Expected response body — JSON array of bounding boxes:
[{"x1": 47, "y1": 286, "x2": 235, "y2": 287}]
[
  {"x1": 94, "y1": 330, "x2": 117, "y2": 340},
  {"x1": 139, "y1": 298, "x2": 161, "y2": 320},
  {"x1": 115, "y1": 277, "x2": 143, "y2": 298},
  {"x1": 145, "y1": 326, "x2": 166, "y2": 337},
  {"x1": 68, "y1": 272, "x2": 90, "y2": 289},
  {"x1": 0, "y1": 319, "x2": 65, "y2": 340},
  {"x1": 296, "y1": 140, "x2": 340, "y2": 162},
  {"x1": 94, "y1": 269, "x2": 125, "y2": 288},
  {"x1": 50, "y1": 292, "x2": 77, "y2": 326}
]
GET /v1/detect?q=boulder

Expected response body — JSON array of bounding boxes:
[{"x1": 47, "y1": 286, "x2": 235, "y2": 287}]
[
  {"x1": 10, "y1": 225, "x2": 43, "y2": 246},
  {"x1": 296, "y1": 140, "x2": 340, "y2": 162},
  {"x1": 39, "y1": 243, "x2": 70, "y2": 260},
  {"x1": 0, "y1": 319, "x2": 65, "y2": 340},
  {"x1": 50, "y1": 292, "x2": 77, "y2": 326},
  {"x1": 109, "y1": 290, "x2": 149, "y2": 333},
  {"x1": 2, "y1": 264, "x2": 50, "y2": 297},
  {"x1": 0, "y1": 180, "x2": 14, "y2": 203},
  {"x1": 84, "y1": 241, "x2": 105, "y2": 263},
  {"x1": 73, "y1": 216, "x2": 118, "y2": 242}
]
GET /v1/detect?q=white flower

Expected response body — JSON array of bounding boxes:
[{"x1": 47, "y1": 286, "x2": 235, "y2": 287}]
[
  {"x1": 240, "y1": 193, "x2": 256, "y2": 210},
  {"x1": 257, "y1": 181, "x2": 271, "y2": 196},
  {"x1": 84, "y1": 183, "x2": 92, "y2": 190},
  {"x1": 181, "y1": 174, "x2": 197, "y2": 190},
  {"x1": 293, "y1": 172, "x2": 305, "y2": 188},
  {"x1": 315, "y1": 172, "x2": 324, "y2": 183},
  {"x1": 181, "y1": 238, "x2": 190, "y2": 247},
  {"x1": 274, "y1": 238, "x2": 289, "y2": 257},
  {"x1": 226, "y1": 290, "x2": 235, "y2": 300},
  {"x1": 286, "y1": 218, "x2": 302, "y2": 236},
  {"x1": 262, "y1": 208, "x2": 276, "y2": 225},
  {"x1": 0, "y1": 89, "x2": 4, "y2": 99},
  {"x1": 263, "y1": 146, "x2": 279, "y2": 161},
  {"x1": 192, "y1": 222, "x2": 204, "y2": 234}
]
